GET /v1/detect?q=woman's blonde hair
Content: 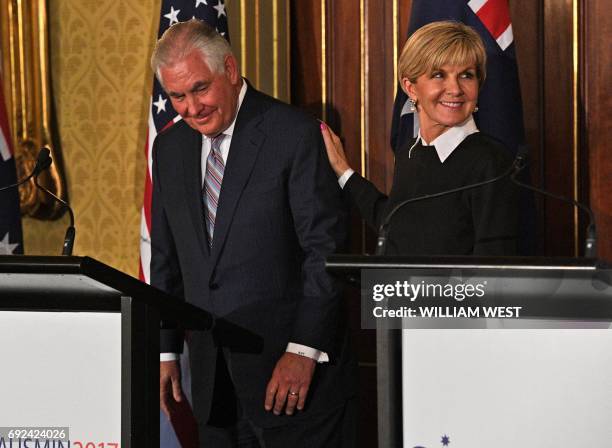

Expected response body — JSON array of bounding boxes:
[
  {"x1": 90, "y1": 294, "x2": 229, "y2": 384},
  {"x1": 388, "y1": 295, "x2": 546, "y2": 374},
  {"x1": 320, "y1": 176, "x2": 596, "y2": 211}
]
[{"x1": 398, "y1": 21, "x2": 487, "y2": 90}]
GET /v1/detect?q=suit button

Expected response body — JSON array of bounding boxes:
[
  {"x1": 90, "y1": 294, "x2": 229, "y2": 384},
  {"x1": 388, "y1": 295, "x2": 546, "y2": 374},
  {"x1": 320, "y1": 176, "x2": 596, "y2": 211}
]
[{"x1": 209, "y1": 282, "x2": 219, "y2": 290}]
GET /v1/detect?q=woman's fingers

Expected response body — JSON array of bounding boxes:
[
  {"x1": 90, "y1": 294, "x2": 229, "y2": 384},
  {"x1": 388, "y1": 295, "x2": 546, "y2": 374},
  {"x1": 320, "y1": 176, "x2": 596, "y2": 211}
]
[{"x1": 320, "y1": 122, "x2": 351, "y2": 177}]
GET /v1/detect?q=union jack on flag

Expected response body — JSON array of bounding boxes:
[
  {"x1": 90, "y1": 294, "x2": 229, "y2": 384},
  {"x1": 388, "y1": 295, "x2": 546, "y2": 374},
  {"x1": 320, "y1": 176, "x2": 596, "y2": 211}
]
[
  {"x1": 139, "y1": 0, "x2": 229, "y2": 283},
  {"x1": 467, "y1": 0, "x2": 513, "y2": 50}
]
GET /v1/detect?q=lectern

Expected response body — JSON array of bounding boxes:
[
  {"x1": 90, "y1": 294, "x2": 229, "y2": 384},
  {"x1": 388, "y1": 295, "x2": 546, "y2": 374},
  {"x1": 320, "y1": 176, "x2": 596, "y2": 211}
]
[
  {"x1": 0, "y1": 255, "x2": 213, "y2": 448},
  {"x1": 327, "y1": 255, "x2": 612, "y2": 448}
]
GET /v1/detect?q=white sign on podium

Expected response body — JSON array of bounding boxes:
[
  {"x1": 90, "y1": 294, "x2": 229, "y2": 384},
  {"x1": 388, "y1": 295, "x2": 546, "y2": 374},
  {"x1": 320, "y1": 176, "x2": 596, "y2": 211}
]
[
  {"x1": 402, "y1": 325, "x2": 612, "y2": 447},
  {"x1": 0, "y1": 311, "x2": 121, "y2": 446}
]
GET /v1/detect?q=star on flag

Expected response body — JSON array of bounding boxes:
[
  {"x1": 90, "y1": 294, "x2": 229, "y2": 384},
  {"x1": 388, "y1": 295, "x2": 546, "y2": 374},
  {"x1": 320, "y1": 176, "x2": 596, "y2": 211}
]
[
  {"x1": 213, "y1": 2, "x2": 226, "y2": 18},
  {"x1": 164, "y1": 6, "x2": 181, "y2": 26},
  {"x1": 0, "y1": 233, "x2": 19, "y2": 255},
  {"x1": 153, "y1": 94, "x2": 167, "y2": 114}
]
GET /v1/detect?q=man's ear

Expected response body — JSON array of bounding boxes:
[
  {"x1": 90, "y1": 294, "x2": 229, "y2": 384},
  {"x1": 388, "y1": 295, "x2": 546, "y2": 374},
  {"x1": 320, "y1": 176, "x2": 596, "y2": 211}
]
[{"x1": 224, "y1": 54, "x2": 240, "y2": 84}]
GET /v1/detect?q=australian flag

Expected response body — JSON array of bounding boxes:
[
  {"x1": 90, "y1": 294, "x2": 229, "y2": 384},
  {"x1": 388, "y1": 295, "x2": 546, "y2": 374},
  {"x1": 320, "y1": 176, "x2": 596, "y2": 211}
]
[
  {"x1": 140, "y1": 0, "x2": 229, "y2": 283},
  {"x1": 391, "y1": 0, "x2": 526, "y2": 154},
  {"x1": 0, "y1": 74, "x2": 23, "y2": 255},
  {"x1": 391, "y1": 0, "x2": 535, "y2": 254}
]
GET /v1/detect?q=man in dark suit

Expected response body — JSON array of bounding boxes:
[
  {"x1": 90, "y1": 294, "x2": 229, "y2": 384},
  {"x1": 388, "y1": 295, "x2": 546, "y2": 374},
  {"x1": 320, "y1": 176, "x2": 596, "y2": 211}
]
[{"x1": 150, "y1": 20, "x2": 355, "y2": 447}]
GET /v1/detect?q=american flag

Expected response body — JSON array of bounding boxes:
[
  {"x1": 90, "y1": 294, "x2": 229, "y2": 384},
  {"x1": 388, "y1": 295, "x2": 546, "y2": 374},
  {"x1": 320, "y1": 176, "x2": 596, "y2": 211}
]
[
  {"x1": 390, "y1": 0, "x2": 535, "y2": 254},
  {"x1": 0, "y1": 73, "x2": 23, "y2": 255},
  {"x1": 139, "y1": 0, "x2": 229, "y2": 283},
  {"x1": 139, "y1": 2, "x2": 228, "y2": 446}
]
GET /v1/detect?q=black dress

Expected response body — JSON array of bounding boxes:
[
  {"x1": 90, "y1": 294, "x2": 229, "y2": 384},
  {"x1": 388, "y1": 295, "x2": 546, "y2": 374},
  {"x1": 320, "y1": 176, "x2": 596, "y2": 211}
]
[{"x1": 344, "y1": 132, "x2": 519, "y2": 256}]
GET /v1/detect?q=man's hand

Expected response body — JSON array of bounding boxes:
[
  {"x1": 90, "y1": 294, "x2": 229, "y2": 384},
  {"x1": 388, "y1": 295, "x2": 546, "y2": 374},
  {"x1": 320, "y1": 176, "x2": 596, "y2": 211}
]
[
  {"x1": 160, "y1": 360, "x2": 184, "y2": 418},
  {"x1": 265, "y1": 352, "x2": 316, "y2": 416}
]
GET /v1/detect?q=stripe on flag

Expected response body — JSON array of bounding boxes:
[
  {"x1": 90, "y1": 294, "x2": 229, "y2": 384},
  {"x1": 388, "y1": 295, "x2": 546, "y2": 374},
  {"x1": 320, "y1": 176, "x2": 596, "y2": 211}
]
[
  {"x1": 0, "y1": 87, "x2": 13, "y2": 161},
  {"x1": 0, "y1": 128, "x2": 11, "y2": 161}
]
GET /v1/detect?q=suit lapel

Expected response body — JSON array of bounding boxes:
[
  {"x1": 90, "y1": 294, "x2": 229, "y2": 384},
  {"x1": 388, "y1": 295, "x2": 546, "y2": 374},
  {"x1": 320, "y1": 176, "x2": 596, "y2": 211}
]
[
  {"x1": 181, "y1": 126, "x2": 210, "y2": 257},
  {"x1": 209, "y1": 88, "x2": 267, "y2": 269}
]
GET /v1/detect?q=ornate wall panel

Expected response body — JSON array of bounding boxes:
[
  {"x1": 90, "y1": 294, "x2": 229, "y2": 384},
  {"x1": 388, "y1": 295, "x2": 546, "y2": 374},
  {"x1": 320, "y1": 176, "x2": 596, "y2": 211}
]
[
  {"x1": 584, "y1": 0, "x2": 612, "y2": 260},
  {"x1": 0, "y1": 0, "x2": 66, "y2": 219},
  {"x1": 21, "y1": 0, "x2": 161, "y2": 274}
]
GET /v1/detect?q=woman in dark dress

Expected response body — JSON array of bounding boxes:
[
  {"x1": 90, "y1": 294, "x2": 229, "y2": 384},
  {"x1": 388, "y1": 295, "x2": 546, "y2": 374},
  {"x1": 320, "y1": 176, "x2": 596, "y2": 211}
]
[{"x1": 321, "y1": 21, "x2": 518, "y2": 256}]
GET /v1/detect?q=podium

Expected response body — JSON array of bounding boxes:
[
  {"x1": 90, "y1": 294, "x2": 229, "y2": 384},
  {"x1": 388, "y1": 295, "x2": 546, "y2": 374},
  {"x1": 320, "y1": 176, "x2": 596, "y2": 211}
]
[
  {"x1": 327, "y1": 255, "x2": 612, "y2": 448},
  {"x1": 0, "y1": 255, "x2": 213, "y2": 448}
]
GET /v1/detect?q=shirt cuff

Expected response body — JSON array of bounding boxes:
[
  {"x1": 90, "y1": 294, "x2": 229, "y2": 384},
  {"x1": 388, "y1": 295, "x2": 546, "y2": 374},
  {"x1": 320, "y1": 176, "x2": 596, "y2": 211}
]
[
  {"x1": 286, "y1": 343, "x2": 329, "y2": 363},
  {"x1": 338, "y1": 169, "x2": 355, "y2": 189},
  {"x1": 160, "y1": 352, "x2": 179, "y2": 362}
]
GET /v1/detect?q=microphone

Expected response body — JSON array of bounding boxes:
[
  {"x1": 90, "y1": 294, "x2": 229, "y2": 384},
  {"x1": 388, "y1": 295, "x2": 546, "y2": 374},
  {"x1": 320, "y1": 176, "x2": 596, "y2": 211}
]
[
  {"x1": 32, "y1": 150, "x2": 76, "y2": 256},
  {"x1": 375, "y1": 153, "x2": 524, "y2": 256},
  {"x1": 510, "y1": 150, "x2": 597, "y2": 258},
  {"x1": 0, "y1": 148, "x2": 52, "y2": 192}
]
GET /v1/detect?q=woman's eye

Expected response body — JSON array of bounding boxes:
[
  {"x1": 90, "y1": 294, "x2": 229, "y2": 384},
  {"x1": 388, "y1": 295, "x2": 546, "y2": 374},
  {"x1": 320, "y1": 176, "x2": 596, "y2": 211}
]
[
  {"x1": 461, "y1": 71, "x2": 476, "y2": 79},
  {"x1": 431, "y1": 72, "x2": 443, "y2": 79}
]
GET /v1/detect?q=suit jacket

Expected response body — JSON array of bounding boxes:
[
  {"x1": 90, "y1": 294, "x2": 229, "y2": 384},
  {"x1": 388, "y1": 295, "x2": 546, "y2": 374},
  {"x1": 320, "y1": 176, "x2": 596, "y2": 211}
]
[{"x1": 150, "y1": 86, "x2": 355, "y2": 428}]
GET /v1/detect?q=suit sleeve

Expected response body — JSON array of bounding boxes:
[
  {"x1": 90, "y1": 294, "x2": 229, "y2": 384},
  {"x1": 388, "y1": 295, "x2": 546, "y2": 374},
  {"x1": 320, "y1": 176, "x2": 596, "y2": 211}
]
[
  {"x1": 150, "y1": 138, "x2": 185, "y2": 353},
  {"x1": 467, "y1": 151, "x2": 519, "y2": 255},
  {"x1": 343, "y1": 173, "x2": 389, "y2": 231},
  {"x1": 286, "y1": 122, "x2": 347, "y2": 360}
]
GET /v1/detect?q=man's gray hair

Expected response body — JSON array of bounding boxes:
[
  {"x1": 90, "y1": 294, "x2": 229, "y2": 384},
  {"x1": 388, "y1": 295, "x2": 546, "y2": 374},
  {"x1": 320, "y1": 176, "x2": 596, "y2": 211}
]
[{"x1": 151, "y1": 19, "x2": 234, "y2": 87}]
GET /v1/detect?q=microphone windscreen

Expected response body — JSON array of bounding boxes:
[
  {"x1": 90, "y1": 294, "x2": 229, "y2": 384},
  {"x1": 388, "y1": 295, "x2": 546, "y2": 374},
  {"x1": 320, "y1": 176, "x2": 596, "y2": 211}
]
[
  {"x1": 514, "y1": 145, "x2": 529, "y2": 170},
  {"x1": 36, "y1": 148, "x2": 53, "y2": 172}
]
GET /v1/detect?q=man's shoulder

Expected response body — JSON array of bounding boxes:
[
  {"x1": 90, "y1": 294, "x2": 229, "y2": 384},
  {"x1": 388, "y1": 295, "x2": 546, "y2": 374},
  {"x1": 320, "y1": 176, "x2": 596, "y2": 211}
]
[
  {"x1": 155, "y1": 119, "x2": 194, "y2": 143},
  {"x1": 152, "y1": 120, "x2": 199, "y2": 164}
]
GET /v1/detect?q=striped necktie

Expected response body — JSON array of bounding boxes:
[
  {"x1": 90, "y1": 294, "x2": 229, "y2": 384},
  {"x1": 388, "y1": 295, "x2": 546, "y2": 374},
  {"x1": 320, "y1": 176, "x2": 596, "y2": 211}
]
[{"x1": 204, "y1": 134, "x2": 225, "y2": 246}]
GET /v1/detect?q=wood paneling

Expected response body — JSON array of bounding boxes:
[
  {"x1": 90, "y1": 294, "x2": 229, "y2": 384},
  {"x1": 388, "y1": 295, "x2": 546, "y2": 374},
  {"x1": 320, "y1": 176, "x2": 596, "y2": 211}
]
[
  {"x1": 584, "y1": 0, "x2": 612, "y2": 260},
  {"x1": 542, "y1": 0, "x2": 576, "y2": 256},
  {"x1": 291, "y1": 2, "x2": 384, "y2": 445},
  {"x1": 289, "y1": 0, "x2": 322, "y2": 116},
  {"x1": 227, "y1": 0, "x2": 291, "y2": 102}
]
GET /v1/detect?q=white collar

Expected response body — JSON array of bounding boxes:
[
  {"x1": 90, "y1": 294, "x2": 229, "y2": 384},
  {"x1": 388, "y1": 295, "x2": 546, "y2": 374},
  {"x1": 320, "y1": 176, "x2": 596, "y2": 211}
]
[
  {"x1": 205, "y1": 78, "x2": 247, "y2": 140},
  {"x1": 411, "y1": 116, "x2": 479, "y2": 163}
]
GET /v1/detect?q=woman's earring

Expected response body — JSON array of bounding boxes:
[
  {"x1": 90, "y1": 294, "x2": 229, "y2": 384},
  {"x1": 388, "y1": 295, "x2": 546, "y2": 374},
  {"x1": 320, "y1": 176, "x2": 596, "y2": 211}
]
[
  {"x1": 408, "y1": 97, "x2": 417, "y2": 112},
  {"x1": 474, "y1": 105, "x2": 479, "y2": 113}
]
